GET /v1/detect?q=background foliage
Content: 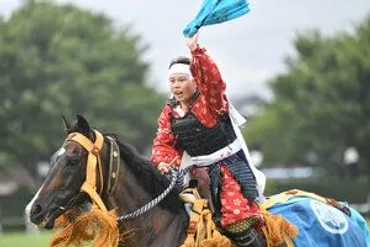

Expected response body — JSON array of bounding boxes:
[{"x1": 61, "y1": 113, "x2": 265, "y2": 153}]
[
  {"x1": 0, "y1": 0, "x2": 165, "y2": 180},
  {"x1": 244, "y1": 15, "x2": 370, "y2": 180}
]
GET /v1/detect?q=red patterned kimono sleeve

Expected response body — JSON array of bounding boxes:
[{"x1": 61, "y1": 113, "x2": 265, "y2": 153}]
[
  {"x1": 190, "y1": 46, "x2": 229, "y2": 116},
  {"x1": 150, "y1": 105, "x2": 183, "y2": 167}
]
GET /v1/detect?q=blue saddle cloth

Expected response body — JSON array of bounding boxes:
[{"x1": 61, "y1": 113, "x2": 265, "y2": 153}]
[
  {"x1": 183, "y1": 0, "x2": 250, "y2": 37},
  {"x1": 266, "y1": 196, "x2": 370, "y2": 247}
]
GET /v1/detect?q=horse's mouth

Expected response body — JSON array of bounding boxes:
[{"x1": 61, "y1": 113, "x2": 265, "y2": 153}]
[
  {"x1": 40, "y1": 207, "x2": 65, "y2": 230},
  {"x1": 38, "y1": 195, "x2": 91, "y2": 229}
]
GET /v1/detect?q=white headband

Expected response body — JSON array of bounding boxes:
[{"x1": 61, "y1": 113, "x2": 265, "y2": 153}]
[{"x1": 168, "y1": 63, "x2": 192, "y2": 78}]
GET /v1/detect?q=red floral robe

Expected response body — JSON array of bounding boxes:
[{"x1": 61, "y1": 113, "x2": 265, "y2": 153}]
[{"x1": 151, "y1": 46, "x2": 261, "y2": 227}]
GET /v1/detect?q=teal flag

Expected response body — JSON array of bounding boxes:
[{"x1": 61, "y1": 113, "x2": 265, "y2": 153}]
[{"x1": 183, "y1": 0, "x2": 251, "y2": 37}]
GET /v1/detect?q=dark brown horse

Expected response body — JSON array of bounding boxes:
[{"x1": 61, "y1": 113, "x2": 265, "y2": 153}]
[
  {"x1": 25, "y1": 115, "x2": 189, "y2": 247},
  {"x1": 25, "y1": 115, "x2": 370, "y2": 247}
]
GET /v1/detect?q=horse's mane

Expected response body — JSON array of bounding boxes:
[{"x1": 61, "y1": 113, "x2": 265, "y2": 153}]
[{"x1": 104, "y1": 133, "x2": 184, "y2": 213}]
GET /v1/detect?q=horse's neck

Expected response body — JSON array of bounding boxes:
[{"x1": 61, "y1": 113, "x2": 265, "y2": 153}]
[{"x1": 103, "y1": 160, "x2": 187, "y2": 247}]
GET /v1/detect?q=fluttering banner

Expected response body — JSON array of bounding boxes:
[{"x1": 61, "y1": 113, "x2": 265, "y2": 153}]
[{"x1": 183, "y1": 0, "x2": 251, "y2": 37}]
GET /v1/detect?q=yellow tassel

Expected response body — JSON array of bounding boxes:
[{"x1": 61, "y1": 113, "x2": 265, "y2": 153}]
[
  {"x1": 199, "y1": 230, "x2": 232, "y2": 247},
  {"x1": 262, "y1": 209, "x2": 298, "y2": 247},
  {"x1": 181, "y1": 236, "x2": 196, "y2": 247},
  {"x1": 50, "y1": 206, "x2": 133, "y2": 247},
  {"x1": 181, "y1": 231, "x2": 231, "y2": 247},
  {"x1": 200, "y1": 211, "x2": 231, "y2": 247}
]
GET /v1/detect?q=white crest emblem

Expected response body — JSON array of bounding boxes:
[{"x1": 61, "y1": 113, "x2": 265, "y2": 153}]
[{"x1": 310, "y1": 199, "x2": 349, "y2": 234}]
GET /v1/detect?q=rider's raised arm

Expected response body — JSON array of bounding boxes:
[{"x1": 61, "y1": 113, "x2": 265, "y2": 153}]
[{"x1": 190, "y1": 45, "x2": 229, "y2": 117}]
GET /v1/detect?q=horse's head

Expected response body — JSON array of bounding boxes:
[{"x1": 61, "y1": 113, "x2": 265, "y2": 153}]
[
  {"x1": 25, "y1": 115, "x2": 96, "y2": 229},
  {"x1": 24, "y1": 115, "x2": 190, "y2": 246}
]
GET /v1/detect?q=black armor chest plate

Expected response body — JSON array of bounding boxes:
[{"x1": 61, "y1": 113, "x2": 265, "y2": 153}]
[{"x1": 171, "y1": 109, "x2": 237, "y2": 157}]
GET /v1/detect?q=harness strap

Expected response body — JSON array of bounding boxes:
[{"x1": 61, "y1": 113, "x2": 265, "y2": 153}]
[
  {"x1": 106, "y1": 136, "x2": 121, "y2": 195},
  {"x1": 179, "y1": 188, "x2": 231, "y2": 247},
  {"x1": 180, "y1": 189, "x2": 209, "y2": 246},
  {"x1": 67, "y1": 130, "x2": 107, "y2": 212}
]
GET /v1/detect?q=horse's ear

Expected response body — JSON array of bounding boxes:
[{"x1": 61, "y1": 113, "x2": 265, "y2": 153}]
[
  {"x1": 75, "y1": 114, "x2": 91, "y2": 134},
  {"x1": 61, "y1": 115, "x2": 70, "y2": 133}
]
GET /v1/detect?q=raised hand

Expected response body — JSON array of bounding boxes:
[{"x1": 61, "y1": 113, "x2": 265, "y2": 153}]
[{"x1": 186, "y1": 32, "x2": 199, "y2": 52}]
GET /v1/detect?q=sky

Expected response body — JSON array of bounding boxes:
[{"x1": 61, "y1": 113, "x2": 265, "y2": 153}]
[{"x1": 1, "y1": 0, "x2": 369, "y2": 100}]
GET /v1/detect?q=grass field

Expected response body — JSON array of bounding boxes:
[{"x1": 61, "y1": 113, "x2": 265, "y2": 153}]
[
  {"x1": 1, "y1": 219, "x2": 369, "y2": 246},
  {"x1": 0, "y1": 232, "x2": 52, "y2": 247}
]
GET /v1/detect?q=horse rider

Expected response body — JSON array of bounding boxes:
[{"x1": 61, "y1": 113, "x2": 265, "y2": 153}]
[{"x1": 150, "y1": 31, "x2": 267, "y2": 246}]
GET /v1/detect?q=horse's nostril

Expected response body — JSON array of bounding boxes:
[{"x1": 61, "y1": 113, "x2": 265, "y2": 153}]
[{"x1": 31, "y1": 204, "x2": 43, "y2": 216}]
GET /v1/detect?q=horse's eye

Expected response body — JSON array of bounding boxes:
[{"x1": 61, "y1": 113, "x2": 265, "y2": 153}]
[{"x1": 68, "y1": 156, "x2": 81, "y2": 166}]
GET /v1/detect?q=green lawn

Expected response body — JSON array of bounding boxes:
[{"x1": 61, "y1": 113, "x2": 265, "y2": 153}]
[{"x1": 0, "y1": 232, "x2": 52, "y2": 247}]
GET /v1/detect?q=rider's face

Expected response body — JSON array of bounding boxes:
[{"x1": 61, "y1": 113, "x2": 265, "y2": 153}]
[{"x1": 169, "y1": 73, "x2": 196, "y2": 105}]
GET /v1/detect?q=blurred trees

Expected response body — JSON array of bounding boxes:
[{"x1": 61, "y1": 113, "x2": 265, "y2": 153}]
[
  {"x1": 0, "y1": 0, "x2": 165, "y2": 180},
  {"x1": 244, "y1": 15, "x2": 370, "y2": 179}
]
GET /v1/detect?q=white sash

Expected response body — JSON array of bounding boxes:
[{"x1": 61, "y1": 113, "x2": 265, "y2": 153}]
[{"x1": 180, "y1": 101, "x2": 266, "y2": 202}]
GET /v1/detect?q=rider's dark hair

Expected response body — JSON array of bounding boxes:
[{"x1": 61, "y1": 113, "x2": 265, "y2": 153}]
[{"x1": 168, "y1": 56, "x2": 191, "y2": 69}]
